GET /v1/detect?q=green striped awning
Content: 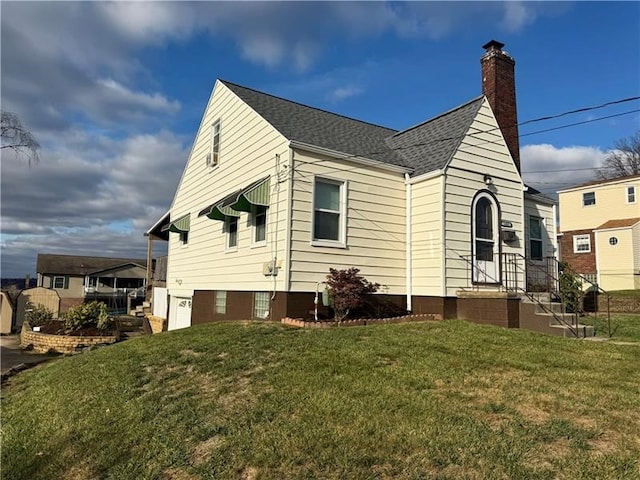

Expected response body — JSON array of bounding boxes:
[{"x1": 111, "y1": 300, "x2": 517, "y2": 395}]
[
  {"x1": 198, "y1": 176, "x2": 270, "y2": 221},
  {"x1": 161, "y1": 213, "x2": 190, "y2": 233},
  {"x1": 229, "y1": 176, "x2": 270, "y2": 212}
]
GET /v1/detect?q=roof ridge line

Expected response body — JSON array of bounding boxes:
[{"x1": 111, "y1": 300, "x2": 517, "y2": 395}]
[
  {"x1": 390, "y1": 95, "x2": 484, "y2": 138},
  {"x1": 219, "y1": 79, "x2": 399, "y2": 133}
]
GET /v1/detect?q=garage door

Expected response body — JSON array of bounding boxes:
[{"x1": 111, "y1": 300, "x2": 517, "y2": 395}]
[{"x1": 168, "y1": 296, "x2": 192, "y2": 330}]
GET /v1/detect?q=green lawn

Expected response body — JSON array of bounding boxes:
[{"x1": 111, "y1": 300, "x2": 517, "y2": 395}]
[
  {"x1": 2, "y1": 320, "x2": 640, "y2": 479},
  {"x1": 582, "y1": 313, "x2": 640, "y2": 342}
]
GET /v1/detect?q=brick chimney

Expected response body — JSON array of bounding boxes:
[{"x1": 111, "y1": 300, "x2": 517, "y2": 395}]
[{"x1": 481, "y1": 40, "x2": 520, "y2": 173}]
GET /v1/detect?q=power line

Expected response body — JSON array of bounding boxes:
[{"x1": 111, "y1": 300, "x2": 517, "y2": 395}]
[
  {"x1": 518, "y1": 97, "x2": 640, "y2": 126},
  {"x1": 292, "y1": 108, "x2": 639, "y2": 180},
  {"x1": 520, "y1": 109, "x2": 640, "y2": 138},
  {"x1": 290, "y1": 95, "x2": 640, "y2": 174}
]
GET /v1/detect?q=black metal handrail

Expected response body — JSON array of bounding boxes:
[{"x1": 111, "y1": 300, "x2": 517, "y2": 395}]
[{"x1": 450, "y1": 248, "x2": 612, "y2": 337}]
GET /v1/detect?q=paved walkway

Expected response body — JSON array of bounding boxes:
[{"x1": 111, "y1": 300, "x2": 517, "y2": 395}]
[{"x1": 1, "y1": 335, "x2": 58, "y2": 377}]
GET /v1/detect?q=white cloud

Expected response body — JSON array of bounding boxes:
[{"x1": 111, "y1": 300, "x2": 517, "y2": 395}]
[
  {"x1": 99, "y1": 2, "x2": 197, "y2": 44},
  {"x1": 1, "y1": 130, "x2": 187, "y2": 276},
  {"x1": 521, "y1": 143, "x2": 608, "y2": 196},
  {"x1": 502, "y1": 2, "x2": 536, "y2": 32},
  {"x1": 329, "y1": 86, "x2": 364, "y2": 102}
]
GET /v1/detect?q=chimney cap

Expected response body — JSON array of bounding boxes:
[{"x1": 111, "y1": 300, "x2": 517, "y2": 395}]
[{"x1": 482, "y1": 40, "x2": 505, "y2": 52}]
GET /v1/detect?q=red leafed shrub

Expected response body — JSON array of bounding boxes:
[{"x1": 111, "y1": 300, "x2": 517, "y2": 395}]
[{"x1": 326, "y1": 268, "x2": 380, "y2": 323}]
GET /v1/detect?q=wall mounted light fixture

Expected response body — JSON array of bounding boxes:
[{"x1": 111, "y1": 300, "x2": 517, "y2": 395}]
[{"x1": 483, "y1": 174, "x2": 493, "y2": 185}]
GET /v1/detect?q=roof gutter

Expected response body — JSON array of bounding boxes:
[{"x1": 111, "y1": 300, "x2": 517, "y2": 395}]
[
  {"x1": 289, "y1": 140, "x2": 412, "y2": 174},
  {"x1": 406, "y1": 169, "x2": 444, "y2": 185}
]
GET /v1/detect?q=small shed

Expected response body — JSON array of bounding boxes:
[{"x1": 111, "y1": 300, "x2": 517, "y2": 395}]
[
  {"x1": 1, "y1": 291, "x2": 16, "y2": 334},
  {"x1": 15, "y1": 287, "x2": 61, "y2": 328}
]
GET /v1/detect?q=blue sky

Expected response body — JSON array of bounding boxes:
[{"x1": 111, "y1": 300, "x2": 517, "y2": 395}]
[{"x1": 1, "y1": 1, "x2": 639, "y2": 277}]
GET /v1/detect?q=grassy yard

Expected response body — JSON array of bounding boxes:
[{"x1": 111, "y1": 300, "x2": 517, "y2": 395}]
[
  {"x1": 582, "y1": 313, "x2": 640, "y2": 342},
  {"x1": 2, "y1": 320, "x2": 640, "y2": 479}
]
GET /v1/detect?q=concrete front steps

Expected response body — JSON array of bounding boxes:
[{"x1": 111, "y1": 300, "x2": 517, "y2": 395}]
[{"x1": 520, "y1": 296, "x2": 595, "y2": 338}]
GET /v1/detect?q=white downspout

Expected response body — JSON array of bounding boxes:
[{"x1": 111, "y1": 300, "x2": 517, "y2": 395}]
[
  {"x1": 552, "y1": 203, "x2": 559, "y2": 261},
  {"x1": 405, "y1": 173, "x2": 412, "y2": 312},
  {"x1": 441, "y1": 174, "x2": 447, "y2": 297}
]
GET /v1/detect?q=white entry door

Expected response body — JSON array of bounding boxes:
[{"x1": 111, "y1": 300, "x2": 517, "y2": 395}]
[
  {"x1": 168, "y1": 296, "x2": 192, "y2": 330},
  {"x1": 472, "y1": 193, "x2": 499, "y2": 284}
]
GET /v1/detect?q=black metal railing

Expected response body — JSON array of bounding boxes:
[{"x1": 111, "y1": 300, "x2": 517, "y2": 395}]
[{"x1": 453, "y1": 250, "x2": 611, "y2": 337}]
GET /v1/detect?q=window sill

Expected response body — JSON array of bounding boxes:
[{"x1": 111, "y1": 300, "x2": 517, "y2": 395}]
[
  {"x1": 225, "y1": 247, "x2": 238, "y2": 254},
  {"x1": 311, "y1": 240, "x2": 347, "y2": 249}
]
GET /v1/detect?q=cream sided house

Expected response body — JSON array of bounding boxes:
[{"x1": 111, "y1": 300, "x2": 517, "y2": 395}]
[
  {"x1": 558, "y1": 174, "x2": 640, "y2": 290},
  {"x1": 153, "y1": 41, "x2": 578, "y2": 335}
]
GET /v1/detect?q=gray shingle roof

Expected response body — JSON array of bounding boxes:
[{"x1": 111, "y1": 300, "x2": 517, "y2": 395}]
[
  {"x1": 36, "y1": 254, "x2": 147, "y2": 276},
  {"x1": 386, "y1": 96, "x2": 484, "y2": 177},
  {"x1": 221, "y1": 80, "x2": 486, "y2": 177},
  {"x1": 221, "y1": 80, "x2": 411, "y2": 168}
]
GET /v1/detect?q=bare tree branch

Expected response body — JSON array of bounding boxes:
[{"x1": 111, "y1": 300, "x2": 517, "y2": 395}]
[
  {"x1": 597, "y1": 131, "x2": 640, "y2": 179},
  {"x1": 1, "y1": 111, "x2": 40, "y2": 165}
]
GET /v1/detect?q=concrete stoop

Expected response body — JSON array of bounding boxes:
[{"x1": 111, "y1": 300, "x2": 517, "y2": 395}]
[{"x1": 520, "y1": 299, "x2": 595, "y2": 338}]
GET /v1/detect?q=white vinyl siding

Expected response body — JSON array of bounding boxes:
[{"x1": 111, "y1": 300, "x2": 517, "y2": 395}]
[
  {"x1": 167, "y1": 81, "x2": 289, "y2": 295},
  {"x1": 410, "y1": 176, "x2": 443, "y2": 296},
  {"x1": 289, "y1": 148, "x2": 406, "y2": 294},
  {"x1": 443, "y1": 99, "x2": 524, "y2": 295}
]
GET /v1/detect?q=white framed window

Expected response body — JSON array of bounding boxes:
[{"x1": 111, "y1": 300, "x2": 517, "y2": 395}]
[
  {"x1": 582, "y1": 191, "x2": 595, "y2": 206},
  {"x1": 627, "y1": 186, "x2": 636, "y2": 204},
  {"x1": 254, "y1": 292, "x2": 270, "y2": 319},
  {"x1": 179, "y1": 231, "x2": 189, "y2": 245},
  {"x1": 573, "y1": 234, "x2": 591, "y2": 253},
  {"x1": 226, "y1": 216, "x2": 238, "y2": 250},
  {"x1": 312, "y1": 177, "x2": 347, "y2": 247},
  {"x1": 252, "y1": 205, "x2": 267, "y2": 246},
  {"x1": 529, "y1": 216, "x2": 543, "y2": 260},
  {"x1": 215, "y1": 291, "x2": 227, "y2": 314},
  {"x1": 208, "y1": 120, "x2": 221, "y2": 168},
  {"x1": 53, "y1": 276, "x2": 66, "y2": 289}
]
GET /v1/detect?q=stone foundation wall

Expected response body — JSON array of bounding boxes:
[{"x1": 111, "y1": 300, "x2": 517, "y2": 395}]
[{"x1": 20, "y1": 323, "x2": 118, "y2": 354}]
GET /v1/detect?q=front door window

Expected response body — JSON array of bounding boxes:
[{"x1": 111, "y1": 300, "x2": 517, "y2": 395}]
[{"x1": 473, "y1": 193, "x2": 499, "y2": 283}]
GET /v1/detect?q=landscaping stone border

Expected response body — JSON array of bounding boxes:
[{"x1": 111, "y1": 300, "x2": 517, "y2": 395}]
[
  {"x1": 281, "y1": 313, "x2": 441, "y2": 328},
  {"x1": 20, "y1": 322, "x2": 119, "y2": 354}
]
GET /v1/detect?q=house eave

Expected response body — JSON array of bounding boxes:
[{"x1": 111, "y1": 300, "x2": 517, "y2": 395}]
[
  {"x1": 145, "y1": 210, "x2": 170, "y2": 237},
  {"x1": 289, "y1": 140, "x2": 412, "y2": 174},
  {"x1": 406, "y1": 169, "x2": 444, "y2": 185}
]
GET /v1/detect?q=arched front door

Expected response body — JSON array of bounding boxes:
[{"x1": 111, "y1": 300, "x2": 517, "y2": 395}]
[{"x1": 472, "y1": 192, "x2": 500, "y2": 284}]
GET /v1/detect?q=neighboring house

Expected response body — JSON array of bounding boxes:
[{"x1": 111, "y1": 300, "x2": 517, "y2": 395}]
[
  {"x1": 558, "y1": 174, "x2": 640, "y2": 290},
  {"x1": 36, "y1": 254, "x2": 148, "y2": 311},
  {"x1": 153, "y1": 40, "x2": 559, "y2": 331}
]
